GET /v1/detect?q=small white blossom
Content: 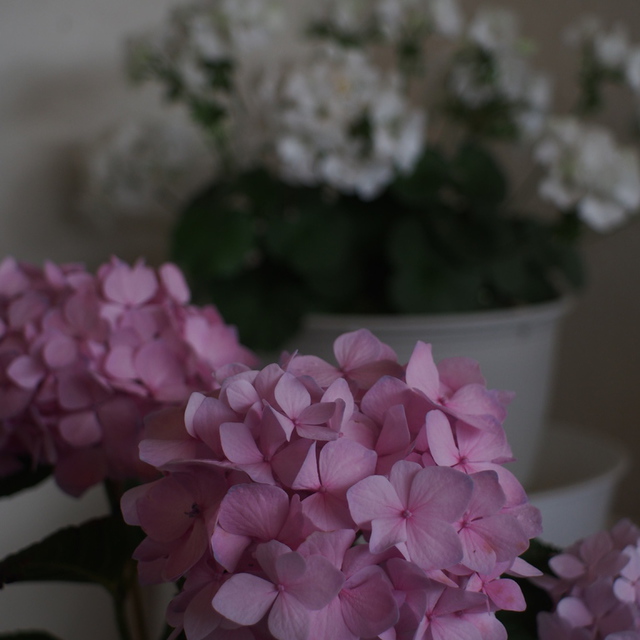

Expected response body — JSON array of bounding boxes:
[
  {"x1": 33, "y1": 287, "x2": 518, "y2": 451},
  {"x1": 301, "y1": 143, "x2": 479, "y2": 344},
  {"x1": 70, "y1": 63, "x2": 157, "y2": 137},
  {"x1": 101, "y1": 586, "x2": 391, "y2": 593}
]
[
  {"x1": 77, "y1": 119, "x2": 215, "y2": 226},
  {"x1": 625, "y1": 47, "x2": 640, "y2": 93},
  {"x1": 468, "y1": 7, "x2": 519, "y2": 53},
  {"x1": 273, "y1": 46, "x2": 425, "y2": 198},
  {"x1": 535, "y1": 117, "x2": 640, "y2": 232},
  {"x1": 375, "y1": 0, "x2": 463, "y2": 40}
]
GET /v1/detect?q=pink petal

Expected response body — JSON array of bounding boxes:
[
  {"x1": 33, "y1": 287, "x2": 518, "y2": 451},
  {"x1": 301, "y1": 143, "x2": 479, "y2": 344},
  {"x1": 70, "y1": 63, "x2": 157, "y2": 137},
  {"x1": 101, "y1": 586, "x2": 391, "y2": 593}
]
[
  {"x1": 220, "y1": 422, "x2": 264, "y2": 466},
  {"x1": 286, "y1": 355, "x2": 340, "y2": 388},
  {"x1": 297, "y1": 530, "x2": 355, "y2": 569},
  {"x1": 334, "y1": 329, "x2": 384, "y2": 370},
  {"x1": 341, "y1": 566, "x2": 399, "y2": 638},
  {"x1": 405, "y1": 341, "x2": 441, "y2": 400},
  {"x1": 218, "y1": 483, "x2": 290, "y2": 540},
  {"x1": 275, "y1": 373, "x2": 311, "y2": 419},
  {"x1": 285, "y1": 554, "x2": 345, "y2": 609},
  {"x1": 6, "y1": 355, "x2": 46, "y2": 389},
  {"x1": 376, "y1": 405, "x2": 410, "y2": 457},
  {"x1": 406, "y1": 512, "x2": 463, "y2": 570},
  {"x1": 43, "y1": 335, "x2": 77, "y2": 368},
  {"x1": 320, "y1": 439, "x2": 377, "y2": 494},
  {"x1": 368, "y1": 516, "x2": 408, "y2": 556},
  {"x1": 102, "y1": 261, "x2": 158, "y2": 306},
  {"x1": 213, "y1": 573, "x2": 277, "y2": 625},
  {"x1": 58, "y1": 410, "x2": 102, "y2": 447},
  {"x1": 408, "y1": 466, "x2": 473, "y2": 523},
  {"x1": 211, "y1": 526, "x2": 251, "y2": 573},
  {"x1": 105, "y1": 345, "x2": 137, "y2": 380},
  {"x1": 426, "y1": 410, "x2": 459, "y2": 466},
  {"x1": 301, "y1": 491, "x2": 354, "y2": 531},
  {"x1": 268, "y1": 591, "x2": 310, "y2": 640},
  {"x1": 164, "y1": 521, "x2": 209, "y2": 581},
  {"x1": 484, "y1": 578, "x2": 526, "y2": 611},
  {"x1": 437, "y1": 357, "x2": 485, "y2": 389},
  {"x1": 291, "y1": 442, "x2": 320, "y2": 491},
  {"x1": 556, "y1": 597, "x2": 594, "y2": 627},
  {"x1": 224, "y1": 378, "x2": 261, "y2": 414},
  {"x1": 159, "y1": 263, "x2": 190, "y2": 304},
  {"x1": 298, "y1": 402, "x2": 336, "y2": 425},
  {"x1": 347, "y1": 475, "x2": 404, "y2": 526}
]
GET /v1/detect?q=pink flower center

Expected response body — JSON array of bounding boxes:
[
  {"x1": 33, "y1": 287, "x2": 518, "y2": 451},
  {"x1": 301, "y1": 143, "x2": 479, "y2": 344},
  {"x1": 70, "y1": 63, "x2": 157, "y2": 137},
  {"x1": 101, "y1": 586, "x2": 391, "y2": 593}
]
[
  {"x1": 184, "y1": 503, "x2": 201, "y2": 518},
  {"x1": 401, "y1": 509, "x2": 412, "y2": 519}
]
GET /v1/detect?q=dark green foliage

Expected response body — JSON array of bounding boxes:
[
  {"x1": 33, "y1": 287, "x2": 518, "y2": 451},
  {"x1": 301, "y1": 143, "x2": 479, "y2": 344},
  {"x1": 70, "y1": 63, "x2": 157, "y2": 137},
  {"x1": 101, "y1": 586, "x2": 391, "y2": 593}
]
[
  {"x1": 0, "y1": 463, "x2": 52, "y2": 498},
  {"x1": 171, "y1": 142, "x2": 584, "y2": 352},
  {"x1": 0, "y1": 515, "x2": 143, "y2": 595},
  {"x1": 498, "y1": 538, "x2": 561, "y2": 640}
]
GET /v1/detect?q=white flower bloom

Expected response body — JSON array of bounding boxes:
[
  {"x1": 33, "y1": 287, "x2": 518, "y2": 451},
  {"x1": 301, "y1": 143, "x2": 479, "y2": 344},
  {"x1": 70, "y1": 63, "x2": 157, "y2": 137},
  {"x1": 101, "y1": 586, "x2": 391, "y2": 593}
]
[
  {"x1": 273, "y1": 46, "x2": 425, "y2": 198},
  {"x1": 535, "y1": 117, "x2": 640, "y2": 232},
  {"x1": 468, "y1": 7, "x2": 519, "y2": 53},
  {"x1": 77, "y1": 119, "x2": 215, "y2": 226},
  {"x1": 375, "y1": 0, "x2": 463, "y2": 40},
  {"x1": 594, "y1": 24, "x2": 629, "y2": 69},
  {"x1": 625, "y1": 47, "x2": 640, "y2": 93}
]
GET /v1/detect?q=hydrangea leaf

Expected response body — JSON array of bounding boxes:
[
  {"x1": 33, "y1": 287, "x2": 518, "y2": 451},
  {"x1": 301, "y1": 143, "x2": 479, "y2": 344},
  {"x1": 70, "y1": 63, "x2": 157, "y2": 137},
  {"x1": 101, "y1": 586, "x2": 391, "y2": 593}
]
[
  {"x1": 451, "y1": 141, "x2": 507, "y2": 206},
  {"x1": 0, "y1": 515, "x2": 143, "y2": 596},
  {"x1": 0, "y1": 463, "x2": 52, "y2": 498}
]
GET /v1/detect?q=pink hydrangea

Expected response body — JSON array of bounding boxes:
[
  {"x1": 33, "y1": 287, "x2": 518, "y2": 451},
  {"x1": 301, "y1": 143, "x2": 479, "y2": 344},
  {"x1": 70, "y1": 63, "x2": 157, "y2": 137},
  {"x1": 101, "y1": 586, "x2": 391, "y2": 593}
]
[
  {"x1": 122, "y1": 329, "x2": 541, "y2": 640},
  {"x1": 0, "y1": 256, "x2": 256, "y2": 495},
  {"x1": 537, "y1": 519, "x2": 640, "y2": 640}
]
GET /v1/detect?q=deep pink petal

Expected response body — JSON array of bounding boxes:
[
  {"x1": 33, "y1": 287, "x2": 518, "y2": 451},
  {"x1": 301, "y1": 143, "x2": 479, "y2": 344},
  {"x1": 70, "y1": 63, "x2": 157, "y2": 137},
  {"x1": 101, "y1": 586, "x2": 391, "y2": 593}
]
[
  {"x1": 164, "y1": 520, "x2": 209, "y2": 580},
  {"x1": 291, "y1": 442, "x2": 320, "y2": 491}
]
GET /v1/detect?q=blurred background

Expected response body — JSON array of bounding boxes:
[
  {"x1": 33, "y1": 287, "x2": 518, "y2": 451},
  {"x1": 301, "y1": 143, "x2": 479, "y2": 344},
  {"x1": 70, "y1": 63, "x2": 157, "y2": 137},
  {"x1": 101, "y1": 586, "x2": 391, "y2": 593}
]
[{"x1": 0, "y1": 0, "x2": 639, "y2": 522}]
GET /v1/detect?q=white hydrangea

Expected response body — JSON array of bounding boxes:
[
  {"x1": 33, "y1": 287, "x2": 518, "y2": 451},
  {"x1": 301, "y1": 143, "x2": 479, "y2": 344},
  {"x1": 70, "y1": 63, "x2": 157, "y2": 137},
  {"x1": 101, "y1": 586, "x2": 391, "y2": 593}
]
[
  {"x1": 375, "y1": 0, "x2": 464, "y2": 39},
  {"x1": 77, "y1": 119, "x2": 215, "y2": 226},
  {"x1": 447, "y1": 7, "x2": 551, "y2": 138},
  {"x1": 468, "y1": 6, "x2": 519, "y2": 53},
  {"x1": 273, "y1": 46, "x2": 426, "y2": 199},
  {"x1": 534, "y1": 117, "x2": 640, "y2": 232},
  {"x1": 565, "y1": 15, "x2": 629, "y2": 71}
]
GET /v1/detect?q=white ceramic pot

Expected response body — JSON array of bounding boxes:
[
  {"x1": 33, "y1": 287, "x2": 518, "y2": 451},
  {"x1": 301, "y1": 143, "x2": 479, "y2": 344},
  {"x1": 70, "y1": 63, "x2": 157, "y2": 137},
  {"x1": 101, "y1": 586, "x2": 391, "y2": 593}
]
[
  {"x1": 286, "y1": 298, "x2": 572, "y2": 487},
  {"x1": 528, "y1": 425, "x2": 629, "y2": 548}
]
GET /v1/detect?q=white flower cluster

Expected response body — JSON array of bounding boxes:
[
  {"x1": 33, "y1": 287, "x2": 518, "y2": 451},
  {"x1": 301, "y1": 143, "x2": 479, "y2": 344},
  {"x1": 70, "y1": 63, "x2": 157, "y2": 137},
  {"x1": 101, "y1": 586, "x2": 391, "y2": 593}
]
[
  {"x1": 274, "y1": 46, "x2": 425, "y2": 199},
  {"x1": 77, "y1": 119, "x2": 214, "y2": 226},
  {"x1": 535, "y1": 117, "x2": 640, "y2": 232},
  {"x1": 448, "y1": 7, "x2": 551, "y2": 139},
  {"x1": 375, "y1": 0, "x2": 464, "y2": 39}
]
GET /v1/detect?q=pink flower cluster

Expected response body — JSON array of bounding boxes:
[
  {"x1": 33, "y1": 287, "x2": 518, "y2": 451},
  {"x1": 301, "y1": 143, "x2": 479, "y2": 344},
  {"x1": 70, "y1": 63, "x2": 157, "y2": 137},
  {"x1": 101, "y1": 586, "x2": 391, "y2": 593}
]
[
  {"x1": 537, "y1": 519, "x2": 640, "y2": 640},
  {"x1": 0, "y1": 256, "x2": 256, "y2": 496},
  {"x1": 122, "y1": 329, "x2": 542, "y2": 640}
]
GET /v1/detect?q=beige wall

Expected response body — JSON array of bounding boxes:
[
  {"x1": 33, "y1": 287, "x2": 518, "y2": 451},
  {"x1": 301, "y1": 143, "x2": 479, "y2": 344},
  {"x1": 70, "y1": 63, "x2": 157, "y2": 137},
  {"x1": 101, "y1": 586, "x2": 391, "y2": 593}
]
[{"x1": 1, "y1": 0, "x2": 639, "y2": 521}]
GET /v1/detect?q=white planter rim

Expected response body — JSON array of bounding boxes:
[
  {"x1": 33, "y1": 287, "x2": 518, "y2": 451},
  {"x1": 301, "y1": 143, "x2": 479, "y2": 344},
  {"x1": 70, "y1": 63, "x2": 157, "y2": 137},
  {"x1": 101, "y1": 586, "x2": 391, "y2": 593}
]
[{"x1": 304, "y1": 296, "x2": 573, "y2": 334}]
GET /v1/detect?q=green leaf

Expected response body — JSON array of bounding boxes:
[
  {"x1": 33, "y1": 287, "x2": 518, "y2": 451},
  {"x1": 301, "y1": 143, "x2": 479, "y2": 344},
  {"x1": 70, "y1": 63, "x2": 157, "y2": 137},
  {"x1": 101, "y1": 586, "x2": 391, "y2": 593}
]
[
  {"x1": 173, "y1": 185, "x2": 256, "y2": 279},
  {"x1": 451, "y1": 141, "x2": 507, "y2": 206},
  {"x1": 0, "y1": 633, "x2": 63, "y2": 640},
  {"x1": 0, "y1": 463, "x2": 52, "y2": 498},
  {"x1": 391, "y1": 146, "x2": 449, "y2": 206},
  {"x1": 0, "y1": 515, "x2": 143, "y2": 596}
]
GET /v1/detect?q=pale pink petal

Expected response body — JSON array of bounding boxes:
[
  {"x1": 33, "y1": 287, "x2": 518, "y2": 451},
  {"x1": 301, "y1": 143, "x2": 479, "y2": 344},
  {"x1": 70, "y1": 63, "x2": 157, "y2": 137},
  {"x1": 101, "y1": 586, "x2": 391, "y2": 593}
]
[
  {"x1": 43, "y1": 334, "x2": 77, "y2": 368},
  {"x1": 286, "y1": 554, "x2": 345, "y2": 610},
  {"x1": 319, "y1": 439, "x2": 377, "y2": 494},
  {"x1": 347, "y1": 475, "x2": 404, "y2": 526},
  {"x1": 6, "y1": 355, "x2": 46, "y2": 389},
  {"x1": 103, "y1": 261, "x2": 158, "y2": 306},
  {"x1": 159, "y1": 263, "x2": 190, "y2": 304},
  {"x1": 213, "y1": 573, "x2": 277, "y2": 625},
  {"x1": 297, "y1": 530, "x2": 355, "y2": 569},
  {"x1": 218, "y1": 483, "x2": 290, "y2": 540},
  {"x1": 389, "y1": 460, "x2": 423, "y2": 507},
  {"x1": 376, "y1": 404, "x2": 411, "y2": 457},
  {"x1": 334, "y1": 329, "x2": 383, "y2": 370},
  {"x1": 301, "y1": 492, "x2": 354, "y2": 531},
  {"x1": 58, "y1": 411, "x2": 102, "y2": 447},
  {"x1": 291, "y1": 442, "x2": 321, "y2": 491},
  {"x1": 224, "y1": 379, "x2": 261, "y2": 414},
  {"x1": 268, "y1": 592, "x2": 310, "y2": 640},
  {"x1": 405, "y1": 511, "x2": 463, "y2": 570},
  {"x1": 556, "y1": 597, "x2": 594, "y2": 627},
  {"x1": 437, "y1": 357, "x2": 485, "y2": 389},
  {"x1": 275, "y1": 372, "x2": 311, "y2": 419},
  {"x1": 405, "y1": 341, "x2": 441, "y2": 400},
  {"x1": 286, "y1": 355, "x2": 340, "y2": 388},
  {"x1": 104, "y1": 345, "x2": 137, "y2": 379},
  {"x1": 341, "y1": 566, "x2": 399, "y2": 638},
  {"x1": 210, "y1": 526, "x2": 251, "y2": 573},
  {"x1": 484, "y1": 579, "x2": 526, "y2": 611},
  {"x1": 298, "y1": 402, "x2": 336, "y2": 425},
  {"x1": 369, "y1": 516, "x2": 408, "y2": 555},
  {"x1": 408, "y1": 466, "x2": 473, "y2": 523},
  {"x1": 426, "y1": 410, "x2": 460, "y2": 466},
  {"x1": 220, "y1": 422, "x2": 264, "y2": 465}
]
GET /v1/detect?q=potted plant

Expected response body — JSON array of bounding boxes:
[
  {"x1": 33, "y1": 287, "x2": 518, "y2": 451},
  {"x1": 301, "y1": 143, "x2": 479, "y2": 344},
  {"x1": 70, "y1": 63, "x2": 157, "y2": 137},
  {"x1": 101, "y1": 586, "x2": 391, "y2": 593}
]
[{"x1": 80, "y1": 0, "x2": 640, "y2": 483}]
